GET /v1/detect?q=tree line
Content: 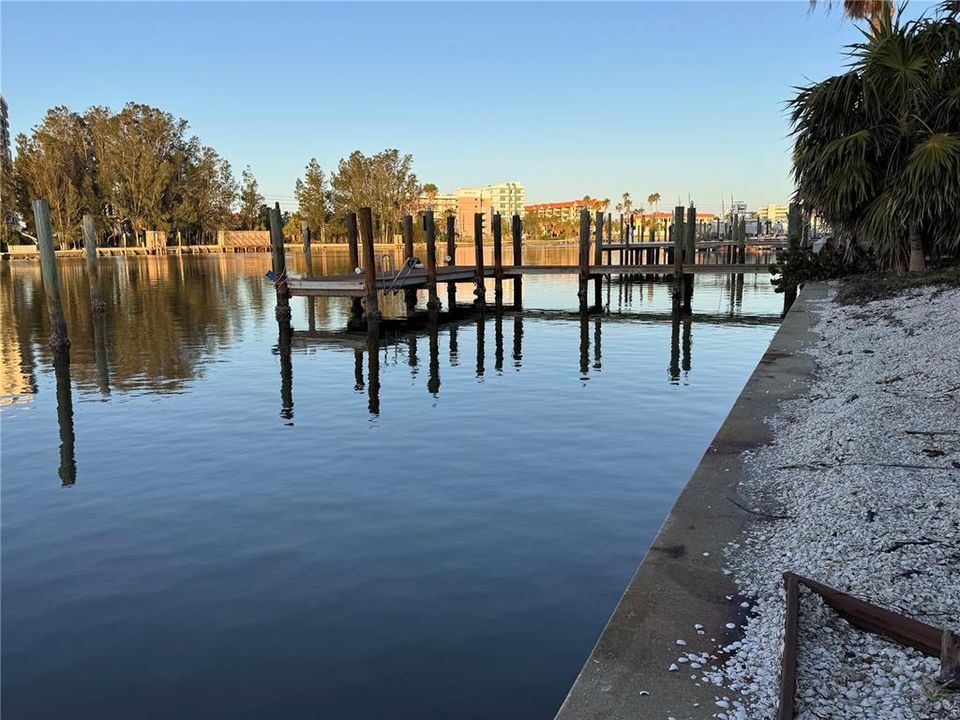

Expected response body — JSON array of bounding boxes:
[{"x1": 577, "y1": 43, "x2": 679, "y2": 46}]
[{"x1": 3, "y1": 102, "x2": 421, "y2": 249}]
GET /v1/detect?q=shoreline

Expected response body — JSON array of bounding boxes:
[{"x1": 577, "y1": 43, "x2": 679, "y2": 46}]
[
  {"x1": 555, "y1": 283, "x2": 828, "y2": 719},
  {"x1": 556, "y1": 279, "x2": 959, "y2": 719}
]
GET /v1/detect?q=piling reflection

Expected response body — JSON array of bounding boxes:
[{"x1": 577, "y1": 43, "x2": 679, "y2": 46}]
[
  {"x1": 512, "y1": 316, "x2": 523, "y2": 369},
  {"x1": 54, "y1": 351, "x2": 76, "y2": 486},
  {"x1": 428, "y1": 322, "x2": 440, "y2": 396},
  {"x1": 277, "y1": 322, "x2": 294, "y2": 424},
  {"x1": 367, "y1": 334, "x2": 381, "y2": 416},
  {"x1": 495, "y1": 312, "x2": 504, "y2": 373},
  {"x1": 92, "y1": 313, "x2": 110, "y2": 396},
  {"x1": 476, "y1": 318, "x2": 485, "y2": 379},
  {"x1": 579, "y1": 311, "x2": 590, "y2": 379}
]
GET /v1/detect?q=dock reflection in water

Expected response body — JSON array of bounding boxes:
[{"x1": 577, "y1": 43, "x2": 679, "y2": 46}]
[{"x1": 2, "y1": 253, "x2": 783, "y2": 720}]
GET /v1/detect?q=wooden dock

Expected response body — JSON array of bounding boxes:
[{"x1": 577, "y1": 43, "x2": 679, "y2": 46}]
[{"x1": 287, "y1": 263, "x2": 770, "y2": 297}]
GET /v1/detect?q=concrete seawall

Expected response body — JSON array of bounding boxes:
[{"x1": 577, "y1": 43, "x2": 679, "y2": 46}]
[{"x1": 555, "y1": 283, "x2": 828, "y2": 719}]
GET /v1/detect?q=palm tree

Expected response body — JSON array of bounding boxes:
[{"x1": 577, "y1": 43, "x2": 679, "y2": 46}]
[
  {"x1": 647, "y1": 192, "x2": 661, "y2": 215},
  {"x1": 790, "y1": 2, "x2": 960, "y2": 271},
  {"x1": 810, "y1": 0, "x2": 895, "y2": 34}
]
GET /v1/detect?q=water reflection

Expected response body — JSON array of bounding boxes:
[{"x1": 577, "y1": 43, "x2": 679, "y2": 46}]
[{"x1": 54, "y1": 350, "x2": 76, "y2": 486}]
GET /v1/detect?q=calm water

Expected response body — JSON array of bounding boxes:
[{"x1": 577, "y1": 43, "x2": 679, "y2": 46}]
[{"x1": 1, "y1": 249, "x2": 779, "y2": 719}]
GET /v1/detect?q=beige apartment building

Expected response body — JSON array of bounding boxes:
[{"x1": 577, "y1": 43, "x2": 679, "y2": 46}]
[
  {"x1": 418, "y1": 182, "x2": 525, "y2": 240},
  {"x1": 756, "y1": 204, "x2": 789, "y2": 224},
  {"x1": 524, "y1": 199, "x2": 607, "y2": 223}
]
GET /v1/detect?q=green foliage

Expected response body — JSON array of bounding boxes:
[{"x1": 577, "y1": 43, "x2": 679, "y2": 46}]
[
  {"x1": 13, "y1": 102, "x2": 237, "y2": 246},
  {"x1": 789, "y1": 1, "x2": 960, "y2": 271},
  {"x1": 294, "y1": 158, "x2": 330, "y2": 239},
  {"x1": 238, "y1": 167, "x2": 263, "y2": 230},
  {"x1": 770, "y1": 243, "x2": 854, "y2": 293},
  {"x1": 329, "y1": 149, "x2": 419, "y2": 243}
]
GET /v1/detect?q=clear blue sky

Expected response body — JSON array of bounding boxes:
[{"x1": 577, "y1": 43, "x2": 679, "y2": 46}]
[{"x1": 0, "y1": 1, "x2": 937, "y2": 214}]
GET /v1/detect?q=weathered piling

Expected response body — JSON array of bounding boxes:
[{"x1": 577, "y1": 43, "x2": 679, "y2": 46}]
[
  {"x1": 446, "y1": 214, "x2": 457, "y2": 314},
  {"x1": 783, "y1": 202, "x2": 802, "y2": 314},
  {"x1": 302, "y1": 221, "x2": 312, "y2": 271},
  {"x1": 512, "y1": 214, "x2": 523, "y2": 310},
  {"x1": 358, "y1": 207, "x2": 380, "y2": 332},
  {"x1": 683, "y1": 204, "x2": 697, "y2": 312},
  {"x1": 32, "y1": 200, "x2": 70, "y2": 351},
  {"x1": 268, "y1": 203, "x2": 291, "y2": 322},
  {"x1": 474, "y1": 213, "x2": 486, "y2": 312},
  {"x1": 672, "y1": 205, "x2": 685, "y2": 311},
  {"x1": 738, "y1": 216, "x2": 747, "y2": 264},
  {"x1": 578, "y1": 209, "x2": 590, "y2": 310},
  {"x1": 346, "y1": 212, "x2": 363, "y2": 327},
  {"x1": 82, "y1": 214, "x2": 106, "y2": 315},
  {"x1": 493, "y1": 212, "x2": 504, "y2": 308},
  {"x1": 402, "y1": 214, "x2": 417, "y2": 309},
  {"x1": 594, "y1": 211, "x2": 604, "y2": 310},
  {"x1": 425, "y1": 209, "x2": 440, "y2": 315}
]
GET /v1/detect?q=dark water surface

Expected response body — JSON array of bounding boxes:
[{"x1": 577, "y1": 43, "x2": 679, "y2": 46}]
[{"x1": 1, "y1": 250, "x2": 779, "y2": 719}]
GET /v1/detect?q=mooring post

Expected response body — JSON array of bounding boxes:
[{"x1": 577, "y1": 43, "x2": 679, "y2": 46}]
[
  {"x1": 446, "y1": 214, "x2": 457, "y2": 315},
  {"x1": 683, "y1": 204, "x2": 697, "y2": 312},
  {"x1": 473, "y1": 213, "x2": 486, "y2": 312},
  {"x1": 402, "y1": 214, "x2": 417, "y2": 310},
  {"x1": 492, "y1": 213, "x2": 504, "y2": 308},
  {"x1": 268, "y1": 203, "x2": 291, "y2": 322},
  {"x1": 82, "y1": 214, "x2": 106, "y2": 315},
  {"x1": 358, "y1": 207, "x2": 380, "y2": 333},
  {"x1": 739, "y1": 216, "x2": 747, "y2": 264},
  {"x1": 425, "y1": 209, "x2": 440, "y2": 316},
  {"x1": 511, "y1": 213, "x2": 523, "y2": 310},
  {"x1": 577, "y1": 209, "x2": 590, "y2": 311},
  {"x1": 302, "y1": 220, "x2": 312, "y2": 273},
  {"x1": 346, "y1": 212, "x2": 363, "y2": 328},
  {"x1": 594, "y1": 210, "x2": 603, "y2": 310},
  {"x1": 32, "y1": 200, "x2": 70, "y2": 352},
  {"x1": 672, "y1": 205, "x2": 685, "y2": 311}
]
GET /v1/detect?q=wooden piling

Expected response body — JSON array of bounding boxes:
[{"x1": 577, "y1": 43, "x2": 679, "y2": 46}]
[
  {"x1": 347, "y1": 212, "x2": 360, "y2": 269},
  {"x1": 32, "y1": 199, "x2": 70, "y2": 351},
  {"x1": 358, "y1": 207, "x2": 380, "y2": 330},
  {"x1": 672, "y1": 205, "x2": 685, "y2": 310},
  {"x1": 346, "y1": 212, "x2": 363, "y2": 327},
  {"x1": 402, "y1": 214, "x2": 414, "y2": 261},
  {"x1": 512, "y1": 213, "x2": 523, "y2": 310},
  {"x1": 683, "y1": 204, "x2": 697, "y2": 312},
  {"x1": 82, "y1": 214, "x2": 106, "y2": 315},
  {"x1": 268, "y1": 203, "x2": 291, "y2": 322},
  {"x1": 302, "y1": 220, "x2": 312, "y2": 271},
  {"x1": 473, "y1": 213, "x2": 486, "y2": 312},
  {"x1": 578, "y1": 209, "x2": 590, "y2": 309},
  {"x1": 446, "y1": 214, "x2": 457, "y2": 314},
  {"x1": 425, "y1": 209, "x2": 440, "y2": 314},
  {"x1": 402, "y1": 214, "x2": 417, "y2": 309},
  {"x1": 492, "y1": 212, "x2": 503, "y2": 308},
  {"x1": 739, "y1": 216, "x2": 747, "y2": 263},
  {"x1": 594, "y1": 210, "x2": 603, "y2": 310}
]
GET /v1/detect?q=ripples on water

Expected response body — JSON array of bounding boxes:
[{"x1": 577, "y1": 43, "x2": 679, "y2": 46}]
[{"x1": 1, "y1": 249, "x2": 780, "y2": 719}]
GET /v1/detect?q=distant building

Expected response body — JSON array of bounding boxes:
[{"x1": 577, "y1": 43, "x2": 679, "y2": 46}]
[
  {"x1": 756, "y1": 203, "x2": 789, "y2": 224},
  {"x1": 0, "y1": 96, "x2": 9, "y2": 163},
  {"x1": 418, "y1": 182, "x2": 525, "y2": 239},
  {"x1": 524, "y1": 199, "x2": 607, "y2": 223}
]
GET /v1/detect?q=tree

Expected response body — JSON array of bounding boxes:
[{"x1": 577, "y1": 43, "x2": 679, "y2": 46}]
[
  {"x1": 13, "y1": 106, "x2": 97, "y2": 247},
  {"x1": 810, "y1": 0, "x2": 896, "y2": 34},
  {"x1": 330, "y1": 149, "x2": 420, "y2": 242},
  {"x1": 239, "y1": 166, "x2": 264, "y2": 230},
  {"x1": 621, "y1": 192, "x2": 633, "y2": 216},
  {"x1": 790, "y1": 2, "x2": 960, "y2": 271},
  {"x1": 294, "y1": 158, "x2": 329, "y2": 241},
  {"x1": 647, "y1": 192, "x2": 661, "y2": 214},
  {"x1": 171, "y1": 146, "x2": 237, "y2": 243},
  {"x1": 88, "y1": 103, "x2": 189, "y2": 233},
  {"x1": 422, "y1": 183, "x2": 439, "y2": 209}
]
